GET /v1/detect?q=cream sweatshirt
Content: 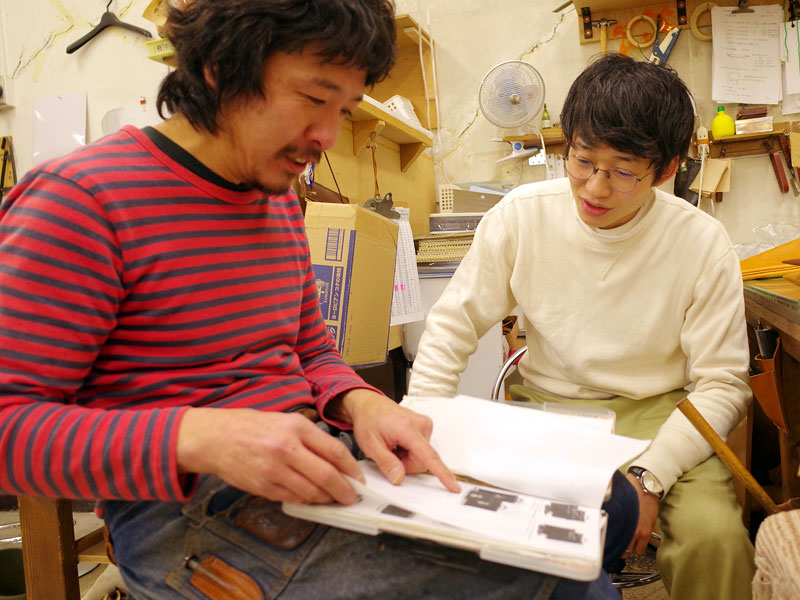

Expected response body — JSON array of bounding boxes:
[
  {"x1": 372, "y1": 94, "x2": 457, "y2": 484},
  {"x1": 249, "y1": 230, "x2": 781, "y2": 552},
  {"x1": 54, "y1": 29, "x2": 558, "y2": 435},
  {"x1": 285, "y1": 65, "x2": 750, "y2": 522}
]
[{"x1": 408, "y1": 178, "x2": 751, "y2": 493}]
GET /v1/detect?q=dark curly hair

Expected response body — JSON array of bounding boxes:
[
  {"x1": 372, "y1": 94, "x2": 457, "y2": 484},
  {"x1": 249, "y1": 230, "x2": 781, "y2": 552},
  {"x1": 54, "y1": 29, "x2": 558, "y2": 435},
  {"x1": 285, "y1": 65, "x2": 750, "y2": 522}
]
[
  {"x1": 157, "y1": 0, "x2": 396, "y2": 133},
  {"x1": 560, "y1": 53, "x2": 695, "y2": 181}
]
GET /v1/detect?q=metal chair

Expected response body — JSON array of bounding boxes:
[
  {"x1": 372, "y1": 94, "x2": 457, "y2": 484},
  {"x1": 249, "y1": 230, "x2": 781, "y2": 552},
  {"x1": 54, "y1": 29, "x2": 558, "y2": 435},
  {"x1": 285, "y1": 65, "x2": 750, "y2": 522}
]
[{"x1": 489, "y1": 345, "x2": 661, "y2": 590}]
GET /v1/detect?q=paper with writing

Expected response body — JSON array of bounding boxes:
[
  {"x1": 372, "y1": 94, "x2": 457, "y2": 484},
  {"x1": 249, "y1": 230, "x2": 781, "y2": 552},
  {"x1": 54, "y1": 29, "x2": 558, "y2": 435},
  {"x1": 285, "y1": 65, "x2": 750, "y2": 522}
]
[{"x1": 711, "y1": 5, "x2": 782, "y2": 104}]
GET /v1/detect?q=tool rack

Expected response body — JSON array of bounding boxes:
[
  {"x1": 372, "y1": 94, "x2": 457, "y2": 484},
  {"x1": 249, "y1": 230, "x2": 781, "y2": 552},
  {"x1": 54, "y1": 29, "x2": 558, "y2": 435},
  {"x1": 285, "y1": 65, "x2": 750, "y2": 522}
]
[{"x1": 572, "y1": 0, "x2": 791, "y2": 47}]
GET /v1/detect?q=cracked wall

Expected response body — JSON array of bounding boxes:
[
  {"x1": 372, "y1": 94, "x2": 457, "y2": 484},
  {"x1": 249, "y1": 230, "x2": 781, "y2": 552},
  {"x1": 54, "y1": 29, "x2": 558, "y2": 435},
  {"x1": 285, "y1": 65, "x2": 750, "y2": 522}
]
[
  {"x1": 395, "y1": 0, "x2": 800, "y2": 245},
  {"x1": 0, "y1": 0, "x2": 167, "y2": 175}
]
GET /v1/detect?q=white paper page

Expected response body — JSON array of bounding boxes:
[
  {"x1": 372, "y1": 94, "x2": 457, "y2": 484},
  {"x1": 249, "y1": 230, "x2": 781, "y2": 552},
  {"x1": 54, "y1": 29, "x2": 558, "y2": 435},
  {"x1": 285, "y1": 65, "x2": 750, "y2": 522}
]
[
  {"x1": 32, "y1": 92, "x2": 87, "y2": 164},
  {"x1": 782, "y1": 23, "x2": 800, "y2": 95},
  {"x1": 402, "y1": 395, "x2": 650, "y2": 508},
  {"x1": 782, "y1": 63, "x2": 800, "y2": 115},
  {"x1": 350, "y1": 462, "x2": 602, "y2": 562},
  {"x1": 389, "y1": 207, "x2": 424, "y2": 326},
  {"x1": 781, "y1": 70, "x2": 800, "y2": 115},
  {"x1": 711, "y1": 5, "x2": 782, "y2": 104}
]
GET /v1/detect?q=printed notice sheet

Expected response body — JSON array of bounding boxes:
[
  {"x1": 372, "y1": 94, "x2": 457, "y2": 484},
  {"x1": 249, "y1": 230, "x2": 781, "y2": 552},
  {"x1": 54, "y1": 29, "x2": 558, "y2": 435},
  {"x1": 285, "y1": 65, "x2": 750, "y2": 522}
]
[
  {"x1": 711, "y1": 5, "x2": 782, "y2": 104},
  {"x1": 389, "y1": 207, "x2": 424, "y2": 326}
]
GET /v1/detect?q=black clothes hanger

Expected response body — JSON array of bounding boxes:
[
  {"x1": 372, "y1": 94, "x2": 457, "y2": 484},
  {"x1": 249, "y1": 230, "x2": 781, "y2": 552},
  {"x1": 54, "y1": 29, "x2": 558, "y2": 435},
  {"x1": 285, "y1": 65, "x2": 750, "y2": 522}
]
[{"x1": 66, "y1": 0, "x2": 152, "y2": 54}]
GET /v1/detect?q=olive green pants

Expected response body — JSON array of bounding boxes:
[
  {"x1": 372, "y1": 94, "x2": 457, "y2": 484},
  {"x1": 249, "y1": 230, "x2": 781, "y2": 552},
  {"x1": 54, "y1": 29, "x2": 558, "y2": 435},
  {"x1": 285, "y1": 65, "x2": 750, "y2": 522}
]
[{"x1": 510, "y1": 385, "x2": 755, "y2": 600}]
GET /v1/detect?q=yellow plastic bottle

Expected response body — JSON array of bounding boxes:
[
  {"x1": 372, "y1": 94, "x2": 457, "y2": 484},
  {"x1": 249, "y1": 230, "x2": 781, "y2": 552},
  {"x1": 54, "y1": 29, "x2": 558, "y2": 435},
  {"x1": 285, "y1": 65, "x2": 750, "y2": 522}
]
[{"x1": 711, "y1": 105, "x2": 735, "y2": 139}]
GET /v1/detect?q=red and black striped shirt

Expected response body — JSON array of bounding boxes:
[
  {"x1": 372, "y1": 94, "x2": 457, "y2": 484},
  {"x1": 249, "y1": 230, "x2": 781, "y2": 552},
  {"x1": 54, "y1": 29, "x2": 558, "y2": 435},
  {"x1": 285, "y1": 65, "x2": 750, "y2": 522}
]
[{"x1": 0, "y1": 125, "x2": 372, "y2": 502}]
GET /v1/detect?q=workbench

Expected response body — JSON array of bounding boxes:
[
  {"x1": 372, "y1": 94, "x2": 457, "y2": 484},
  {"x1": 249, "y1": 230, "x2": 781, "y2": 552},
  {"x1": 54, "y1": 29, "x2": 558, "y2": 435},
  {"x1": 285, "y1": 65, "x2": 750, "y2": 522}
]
[{"x1": 743, "y1": 278, "x2": 800, "y2": 503}]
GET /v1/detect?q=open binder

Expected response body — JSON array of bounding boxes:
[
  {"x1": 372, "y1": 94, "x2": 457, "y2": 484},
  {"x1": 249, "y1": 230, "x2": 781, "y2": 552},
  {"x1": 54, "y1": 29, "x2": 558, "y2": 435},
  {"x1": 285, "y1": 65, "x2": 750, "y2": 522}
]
[{"x1": 283, "y1": 395, "x2": 650, "y2": 581}]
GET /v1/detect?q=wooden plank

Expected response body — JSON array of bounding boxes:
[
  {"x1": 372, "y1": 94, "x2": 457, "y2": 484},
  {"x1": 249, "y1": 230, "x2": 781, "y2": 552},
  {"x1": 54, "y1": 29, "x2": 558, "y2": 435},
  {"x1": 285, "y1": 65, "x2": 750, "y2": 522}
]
[
  {"x1": 18, "y1": 496, "x2": 80, "y2": 600},
  {"x1": 77, "y1": 538, "x2": 112, "y2": 565}
]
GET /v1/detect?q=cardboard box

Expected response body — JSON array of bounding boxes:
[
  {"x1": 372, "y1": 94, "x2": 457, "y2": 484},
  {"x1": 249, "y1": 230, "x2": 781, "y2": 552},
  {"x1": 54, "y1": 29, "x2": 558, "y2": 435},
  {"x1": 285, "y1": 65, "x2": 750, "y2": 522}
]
[{"x1": 304, "y1": 202, "x2": 398, "y2": 368}]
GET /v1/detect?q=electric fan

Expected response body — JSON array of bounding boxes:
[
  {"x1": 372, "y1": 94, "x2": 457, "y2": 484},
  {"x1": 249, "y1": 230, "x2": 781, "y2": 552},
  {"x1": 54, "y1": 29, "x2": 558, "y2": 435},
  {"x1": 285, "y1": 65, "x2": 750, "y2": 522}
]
[{"x1": 478, "y1": 60, "x2": 546, "y2": 163}]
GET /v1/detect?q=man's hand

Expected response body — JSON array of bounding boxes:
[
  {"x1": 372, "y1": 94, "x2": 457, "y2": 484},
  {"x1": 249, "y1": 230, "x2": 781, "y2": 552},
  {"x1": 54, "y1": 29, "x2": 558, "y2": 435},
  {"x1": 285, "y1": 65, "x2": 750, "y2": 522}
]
[
  {"x1": 176, "y1": 407, "x2": 363, "y2": 505},
  {"x1": 331, "y1": 389, "x2": 461, "y2": 493},
  {"x1": 624, "y1": 471, "x2": 660, "y2": 556}
]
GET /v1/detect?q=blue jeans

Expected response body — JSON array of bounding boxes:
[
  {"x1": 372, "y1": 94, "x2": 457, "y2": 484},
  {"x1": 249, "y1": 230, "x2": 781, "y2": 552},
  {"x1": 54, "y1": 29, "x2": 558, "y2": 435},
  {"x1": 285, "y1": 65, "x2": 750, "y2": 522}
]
[{"x1": 104, "y1": 472, "x2": 635, "y2": 599}]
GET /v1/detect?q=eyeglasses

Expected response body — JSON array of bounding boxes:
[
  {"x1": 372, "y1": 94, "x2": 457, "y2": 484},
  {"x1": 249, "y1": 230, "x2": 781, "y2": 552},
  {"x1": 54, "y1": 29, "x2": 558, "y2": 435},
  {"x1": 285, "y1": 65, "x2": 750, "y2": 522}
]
[{"x1": 565, "y1": 154, "x2": 652, "y2": 193}]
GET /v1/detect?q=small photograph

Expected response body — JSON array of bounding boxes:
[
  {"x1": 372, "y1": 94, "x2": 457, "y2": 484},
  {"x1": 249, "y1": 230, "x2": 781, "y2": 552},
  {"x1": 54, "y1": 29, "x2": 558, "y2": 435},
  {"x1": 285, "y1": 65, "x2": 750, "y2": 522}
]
[
  {"x1": 537, "y1": 524, "x2": 584, "y2": 544},
  {"x1": 544, "y1": 502, "x2": 586, "y2": 521},
  {"x1": 381, "y1": 504, "x2": 414, "y2": 519},
  {"x1": 463, "y1": 488, "x2": 521, "y2": 511}
]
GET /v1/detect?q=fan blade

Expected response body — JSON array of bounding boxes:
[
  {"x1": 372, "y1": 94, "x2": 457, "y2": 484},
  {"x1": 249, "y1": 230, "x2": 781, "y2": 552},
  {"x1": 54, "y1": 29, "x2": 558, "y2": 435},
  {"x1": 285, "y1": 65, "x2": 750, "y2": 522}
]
[{"x1": 483, "y1": 97, "x2": 531, "y2": 128}]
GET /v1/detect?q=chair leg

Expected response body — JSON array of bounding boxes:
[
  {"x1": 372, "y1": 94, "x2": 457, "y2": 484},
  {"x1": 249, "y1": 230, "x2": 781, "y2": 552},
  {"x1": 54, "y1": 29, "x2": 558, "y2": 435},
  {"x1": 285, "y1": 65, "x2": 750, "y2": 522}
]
[{"x1": 18, "y1": 496, "x2": 81, "y2": 600}]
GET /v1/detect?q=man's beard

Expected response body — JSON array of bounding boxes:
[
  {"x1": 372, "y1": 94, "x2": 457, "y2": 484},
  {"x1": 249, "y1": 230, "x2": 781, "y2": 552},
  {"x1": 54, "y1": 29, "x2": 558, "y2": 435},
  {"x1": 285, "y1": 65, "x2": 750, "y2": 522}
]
[{"x1": 244, "y1": 147, "x2": 322, "y2": 195}]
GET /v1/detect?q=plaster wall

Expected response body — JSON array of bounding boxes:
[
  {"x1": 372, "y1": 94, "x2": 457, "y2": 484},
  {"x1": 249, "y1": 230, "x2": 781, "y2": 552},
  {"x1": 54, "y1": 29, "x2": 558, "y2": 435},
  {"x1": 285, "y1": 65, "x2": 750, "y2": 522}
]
[
  {"x1": 0, "y1": 1, "x2": 797, "y2": 245},
  {"x1": 0, "y1": 0, "x2": 167, "y2": 174},
  {"x1": 395, "y1": 0, "x2": 800, "y2": 245}
]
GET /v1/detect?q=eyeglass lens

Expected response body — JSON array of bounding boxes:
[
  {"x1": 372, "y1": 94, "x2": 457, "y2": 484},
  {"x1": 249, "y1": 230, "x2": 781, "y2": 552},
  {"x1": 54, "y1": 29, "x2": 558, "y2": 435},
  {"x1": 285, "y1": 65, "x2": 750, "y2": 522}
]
[{"x1": 566, "y1": 155, "x2": 639, "y2": 192}]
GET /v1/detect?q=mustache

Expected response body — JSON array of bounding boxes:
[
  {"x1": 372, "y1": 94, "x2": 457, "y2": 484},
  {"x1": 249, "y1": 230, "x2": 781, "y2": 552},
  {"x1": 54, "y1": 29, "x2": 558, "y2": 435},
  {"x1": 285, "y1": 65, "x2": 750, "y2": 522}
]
[{"x1": 280, "y1": 146, "x2": 322, "y2": 164}]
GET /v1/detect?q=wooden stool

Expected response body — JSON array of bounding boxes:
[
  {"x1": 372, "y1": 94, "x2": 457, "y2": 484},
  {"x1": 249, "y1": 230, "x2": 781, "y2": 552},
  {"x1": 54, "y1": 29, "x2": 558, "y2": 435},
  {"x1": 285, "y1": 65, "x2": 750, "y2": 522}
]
[{"x1": 17, "y1": 497, "x2": 111, "y2": 600}]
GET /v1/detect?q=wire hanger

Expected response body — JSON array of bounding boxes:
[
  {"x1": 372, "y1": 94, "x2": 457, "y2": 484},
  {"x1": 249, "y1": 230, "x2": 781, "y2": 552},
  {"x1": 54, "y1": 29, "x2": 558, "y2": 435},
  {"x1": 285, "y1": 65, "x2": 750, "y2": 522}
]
[{"x1": 66, "y1": 0, "x2": 152, "y2": 54}]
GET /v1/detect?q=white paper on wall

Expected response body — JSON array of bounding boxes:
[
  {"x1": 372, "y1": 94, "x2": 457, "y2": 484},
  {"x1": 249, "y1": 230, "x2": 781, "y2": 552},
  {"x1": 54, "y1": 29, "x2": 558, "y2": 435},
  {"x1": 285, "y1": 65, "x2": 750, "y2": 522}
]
[
  {"x1": 390, "y1": 207, "x2": 424, "y2": 326},
  {"x1": 32, "y1": 92, "x2": 87, "y2": 164},
  {"x1": 711, "y1": 5, "x2": 782, "y2": 104},
  {"x1": 781, "y1": 22, "x2": 800, "y2": 95}
]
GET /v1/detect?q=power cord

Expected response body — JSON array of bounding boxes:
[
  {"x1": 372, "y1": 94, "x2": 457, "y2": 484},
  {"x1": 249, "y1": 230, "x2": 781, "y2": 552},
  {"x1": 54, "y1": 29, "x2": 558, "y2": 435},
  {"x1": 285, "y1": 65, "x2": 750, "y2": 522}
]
[{"x1": 695, "y1": 125, "x2": 713, "y2": 215}]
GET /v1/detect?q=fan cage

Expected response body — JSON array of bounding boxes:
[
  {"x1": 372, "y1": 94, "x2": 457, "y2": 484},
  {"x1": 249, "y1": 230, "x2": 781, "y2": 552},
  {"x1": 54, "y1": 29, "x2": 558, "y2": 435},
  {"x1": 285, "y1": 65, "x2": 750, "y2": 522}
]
[{"x1": 479, "y1": 60, "x2": 545, "y2": 129}]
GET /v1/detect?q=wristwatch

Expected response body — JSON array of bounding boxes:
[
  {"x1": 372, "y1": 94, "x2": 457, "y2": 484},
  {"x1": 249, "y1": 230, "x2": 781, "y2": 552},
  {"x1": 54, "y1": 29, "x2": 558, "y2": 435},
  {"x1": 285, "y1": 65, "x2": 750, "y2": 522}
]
[{"x1": 627, "y1": 466, "x2": 664, "y2": 499}]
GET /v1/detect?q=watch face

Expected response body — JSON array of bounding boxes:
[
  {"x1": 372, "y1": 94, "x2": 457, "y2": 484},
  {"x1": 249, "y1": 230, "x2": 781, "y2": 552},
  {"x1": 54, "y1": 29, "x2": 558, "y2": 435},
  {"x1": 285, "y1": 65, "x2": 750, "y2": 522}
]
[{"x1": 641, "y1": 470, "x2": 664, "y2": 495}]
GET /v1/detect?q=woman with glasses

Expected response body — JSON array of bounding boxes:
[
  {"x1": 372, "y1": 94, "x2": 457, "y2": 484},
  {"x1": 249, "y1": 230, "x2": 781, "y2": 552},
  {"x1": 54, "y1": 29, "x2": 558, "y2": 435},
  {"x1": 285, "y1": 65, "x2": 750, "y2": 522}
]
[{"x1": 410, "y1": 53, "x2": 754, "y2": 600}]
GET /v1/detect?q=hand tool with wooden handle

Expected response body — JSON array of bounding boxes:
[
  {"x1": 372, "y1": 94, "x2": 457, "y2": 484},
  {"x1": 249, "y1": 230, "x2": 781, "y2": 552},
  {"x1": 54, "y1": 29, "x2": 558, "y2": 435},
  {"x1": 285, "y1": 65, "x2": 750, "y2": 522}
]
[
  {"x1": 764, "y1": 140, "x2": 789, "y2": 194},
  {"x1": 677, "y1": 397, "x2": 800, "y2": 514},
  {"x1": 591, "y1": 18, "x2": 616, "y2": 54},
  {"x1": 778, "y1": 133, "x2": 800, "y2": 195}
]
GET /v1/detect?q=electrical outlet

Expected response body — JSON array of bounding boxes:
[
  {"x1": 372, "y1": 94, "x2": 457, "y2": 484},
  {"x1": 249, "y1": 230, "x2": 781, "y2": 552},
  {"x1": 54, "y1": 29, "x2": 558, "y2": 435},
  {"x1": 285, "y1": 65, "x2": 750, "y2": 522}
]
[
  {"x1": 528, "y1": 148, "x2": 546, "y2": 166},
  {"x1": 0, "y1": 77, "x2": 13, "y2": 109}
]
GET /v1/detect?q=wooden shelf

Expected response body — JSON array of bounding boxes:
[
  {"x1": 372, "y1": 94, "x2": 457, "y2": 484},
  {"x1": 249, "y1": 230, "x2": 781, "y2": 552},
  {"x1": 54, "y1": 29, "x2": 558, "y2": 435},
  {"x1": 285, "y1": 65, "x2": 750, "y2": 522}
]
[
  {"x1": 369, "y1": 14, "x2": 437, "y2": 130},
  {"x1": 351, "y1": 97, "x2": 432, "y2": 172},
  {"x1": 502, "y1": 127, "x2": 567, "y2": 155},
  {"x1": 704, "y1": 122, "x2": 789, "y2": 158}
]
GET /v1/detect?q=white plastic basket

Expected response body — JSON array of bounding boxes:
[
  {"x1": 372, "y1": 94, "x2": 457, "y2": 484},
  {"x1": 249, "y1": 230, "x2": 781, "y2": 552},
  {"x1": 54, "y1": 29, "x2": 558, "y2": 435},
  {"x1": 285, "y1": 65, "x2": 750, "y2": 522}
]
[
  {"x1": 437, "y1": 184, "x2": 460, "y2": 213},
  {"x1": 383, "y1": 95, "x2": 424, "y2": 130}
]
